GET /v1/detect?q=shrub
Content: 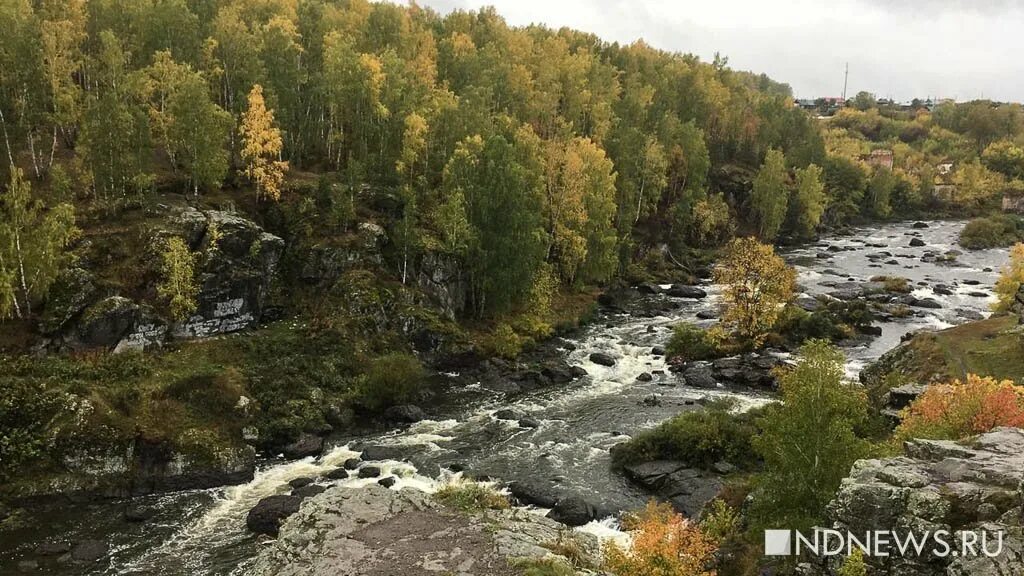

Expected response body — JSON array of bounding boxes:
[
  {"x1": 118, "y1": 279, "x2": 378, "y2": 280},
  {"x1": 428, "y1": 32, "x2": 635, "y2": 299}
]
[
  {"x1": 959, "y1": 214, "x2": 1024, "y2": 249},
  {"x1": 0, "y1": 378, "x2": 68, "y2": 480},
  {"x1": 611, "y1": 400, "x2": 764, "y2": 468},
  {"x1": 434, "y1": 482, "x2": 510, "y2": 512},
  {"x1": 482, "y1": 322, "x2": 526, "y2": 359},
  {"x1": 352, "y1": 352, "x2": 426, "y2": 411},
  {"x1": 700, "y1": 499, "x2": 741, "y2": 543},
  {"x1": 838, "y1": 548, "x2": 868, "y2": 576},
  {"x1": 603, "y1": 501, "x2": 718, "y2": 576},
  {"x1": 895, "y1": 374, "x2": 1024, "y2": 441},
  {"x1": 869, "y1": 275, "x2": 911, "y2": 294},
  {"x1": 666, "y1": 323, "x2": 722, "y2": 362},
  {"x1": 994, "y1": 243, "x2": 1024, "y2": 312},
  {"x1": 512, "y1": 558, "x2": 575, "y2": 576}
]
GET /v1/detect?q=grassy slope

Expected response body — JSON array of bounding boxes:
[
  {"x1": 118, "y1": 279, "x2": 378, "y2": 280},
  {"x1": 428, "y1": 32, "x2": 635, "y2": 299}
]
[{"x1": 889, "y1": 315, "x2": 1024, "y2": 383}]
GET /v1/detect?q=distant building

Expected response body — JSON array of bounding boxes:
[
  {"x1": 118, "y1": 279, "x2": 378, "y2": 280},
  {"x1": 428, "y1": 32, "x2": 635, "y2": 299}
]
[
  {"x1": 863, "y1": 149, "x2": 894, "y2": 170},
  {"x1": 936, "y1": 161, "x2": 954, "y2": 176}
]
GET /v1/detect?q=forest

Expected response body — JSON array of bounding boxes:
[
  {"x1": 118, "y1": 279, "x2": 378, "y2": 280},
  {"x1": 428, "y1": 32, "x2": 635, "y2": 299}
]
[{"x1": 3, "y1": 0, "x2": 1024, "y2": 328}]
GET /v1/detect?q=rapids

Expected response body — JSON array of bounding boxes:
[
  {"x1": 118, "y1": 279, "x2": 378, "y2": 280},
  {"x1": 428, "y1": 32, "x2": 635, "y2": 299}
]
[{"x1": 0, "y1": 220, "x2": 1010, "y2": 575}]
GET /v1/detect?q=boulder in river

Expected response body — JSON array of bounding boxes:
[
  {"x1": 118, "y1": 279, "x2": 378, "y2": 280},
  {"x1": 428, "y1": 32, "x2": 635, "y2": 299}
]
[
  {"x1": 358, "y1": 445, "x2": 406, "y2": 461},
  {"x1": 493, "y1": 408, "x2": 524, "y2": 421},
  {"x1": 281, "y1": 434, "x2": 324, "y2": 459},
  {"x1": 247, "y1": 495, "x2": 303, "y2": 537},
  {"x1": 377, "y1": 477, "x2": 397, "y2": 488},
  {"x1": 912, "y1": 221, "x2": 929, "y2": 229},
  {"x1": 292, "y1": 484, "x2": 328, "y2": 499},
  {"x1": 909, "y1": 237, "x2": 927, "y2": 247},
  {"x1": 358, "y1": 466, "x2": 382, "y2": 479},
  {"x1": 666, "y1": 285, "x2": 708, "y2": 299},
  {"x1": 324, "y1": 467, "x2": 349, "y2": 480},
  {"x1": 70, "y1": 540, "x2": 109, "y2": 563},
  {"x1": 546, "y1": 495, "x2": 598, "y2": 527},
  {"x1": 508, "y1": 481, "x2": 560, "y2": 508},
  {"x1": 588, "y1": 352, "x2": 616, "y2": 367},
  {"x1": 383, "y1": 404, "x2": 426, "y2": 423}
]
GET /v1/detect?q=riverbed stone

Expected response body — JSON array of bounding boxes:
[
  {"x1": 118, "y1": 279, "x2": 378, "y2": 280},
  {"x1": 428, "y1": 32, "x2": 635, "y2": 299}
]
[
  {"x1": 588, "y1": 352, "x2": 616, "y2": 366},
  {"x1": 546, "y1": 495, "x2": 597, "y2": 526},
  {"x1": 70, "y1": 539, "x2": 109, "y2": 563}
]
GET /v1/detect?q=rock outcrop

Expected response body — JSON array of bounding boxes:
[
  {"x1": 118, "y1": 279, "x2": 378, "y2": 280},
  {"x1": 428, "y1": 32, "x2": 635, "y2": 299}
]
[
  {"x1": 825, "y1": 428, "x2": 1024, "y2": 576},
  {"x1": 248, "y1": 485, "x2": 602, "y2": 576},
  {"x1": 171, "y1": 210, "x2": 285, "y2": 339},
  {"x1": 43, "y1": 208, "x2": 285, "y2": 352}
]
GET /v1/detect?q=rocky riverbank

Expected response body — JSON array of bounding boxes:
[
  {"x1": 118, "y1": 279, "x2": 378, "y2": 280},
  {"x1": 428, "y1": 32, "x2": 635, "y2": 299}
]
[
  {"x1": 823, "y1": 427, "x2": 1024, "y2": 576},
  {"x1": 247, "y1": 484, "x2": 602, "y2": 576}
]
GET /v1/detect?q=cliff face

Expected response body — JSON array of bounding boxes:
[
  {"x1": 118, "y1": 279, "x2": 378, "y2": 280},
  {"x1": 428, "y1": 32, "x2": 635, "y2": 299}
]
[
  {"x1": 39, "y1": 208, "x2": 285, "y2": 353},
  {"x1": 825, "y1": 428, "x2": 1024, "y2": 576}
]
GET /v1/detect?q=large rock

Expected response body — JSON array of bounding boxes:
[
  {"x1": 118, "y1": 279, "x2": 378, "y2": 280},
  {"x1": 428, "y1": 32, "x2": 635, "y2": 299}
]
[
  {"x1": 589, "y1": 352, "x2": 616, "y2": 367},
  {"x1": 246, "y1": 494, "x2": 303, "y2": 537},
  {"x1": 826, "y1": 428, "x2": 1024, "y2": 575},
  {"x1": 39, "y1": 268, "x2": 97, "y2": 335},
  {"x1": 383, "y1": 405, "x2": 426, "y2": 423},
  {"x1": 666, "y1": 285, "x2": 708, "y2": 299},
  {"x1": 418, "y1": 253, "x2": 467, "y2": 319},
  {"x1": 281, "y1": 434, "x2": 324, "y2": 459},
  {"x1": 248, "y1": 485, "x2": 600, "y2": 576},
  {"x1": 546, "y1": 495, "x2": 598, "y2": 526},
  {"x1": 76, "y1": 296, "x2": 140, "y2": 348},
  {"x1": 623, "y1": 460, "x2": 724, "y2": 518},
  {"x1": 171, "y1": 210, "x2": 284, "y2": 339}
]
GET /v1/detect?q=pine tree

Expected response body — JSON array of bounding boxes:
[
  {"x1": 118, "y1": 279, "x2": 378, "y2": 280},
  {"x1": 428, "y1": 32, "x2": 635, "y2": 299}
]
[{"x1": 239, "y1": 84, "x2": 288, "y2": 201}]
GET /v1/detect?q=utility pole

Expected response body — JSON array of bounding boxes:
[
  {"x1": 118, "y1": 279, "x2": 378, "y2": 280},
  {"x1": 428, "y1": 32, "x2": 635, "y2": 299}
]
[{"x1": 842, "y1": 62, "x2": 849, "y2": 100}]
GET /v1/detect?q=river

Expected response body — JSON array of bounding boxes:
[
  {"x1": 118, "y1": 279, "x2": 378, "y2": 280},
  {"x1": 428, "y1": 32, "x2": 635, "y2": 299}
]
[{"x1": 0, "y1": 220, "x2": 1011, "y2": 575}]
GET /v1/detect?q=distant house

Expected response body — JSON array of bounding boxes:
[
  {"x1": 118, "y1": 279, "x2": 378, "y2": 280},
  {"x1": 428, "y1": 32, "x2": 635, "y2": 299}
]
[
  {"x1": 936, "y1": 161, "x2": 954, "y2": 176},
  {"x1": 863, "y1": 149, "x2": 894, "y2": 170}
]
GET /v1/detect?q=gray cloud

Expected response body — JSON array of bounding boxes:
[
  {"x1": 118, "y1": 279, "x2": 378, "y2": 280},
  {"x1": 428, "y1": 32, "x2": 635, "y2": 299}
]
[{"x1": 411, "y1": 0, "x2": 1024, "y2": 102}]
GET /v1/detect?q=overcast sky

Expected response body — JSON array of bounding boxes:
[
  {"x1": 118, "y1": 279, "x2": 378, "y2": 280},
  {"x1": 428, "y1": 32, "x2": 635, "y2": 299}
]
[{"x1": 415, "y1": 0, "x2": 1024, "y2": 103}]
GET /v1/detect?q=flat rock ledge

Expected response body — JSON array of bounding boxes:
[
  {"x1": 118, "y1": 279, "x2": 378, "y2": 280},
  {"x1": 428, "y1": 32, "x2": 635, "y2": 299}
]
[
  {"x1": 824, "y1": 427, "x2": 1024, "y2": 576},
  {"x1": 248, "y1": 484, "x2": 602, "y2": 576}
]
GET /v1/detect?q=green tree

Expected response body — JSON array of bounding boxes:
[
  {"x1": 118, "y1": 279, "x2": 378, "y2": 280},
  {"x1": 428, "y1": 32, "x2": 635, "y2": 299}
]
[
  {"x1": 753, "y1": 340, "x2": 869, "y2": 530},
  {"x1": 750, "y1": 148, "x2": 789, "y2": 241},
  {"x1": 168, "y1": 73, "x2": 233, "y2": 195},
  {"x1": 982, "y1": 140, "x2": 1024, "y2": 180},
  {"x1": 791, "y1": 164, "x2": 826, "y2": 238},
  {"x1": 157, "y1": 236, "x2": 199, "y2": 321},
  {"x1": 443, "y1": 133, "x2": 546, "y2": 316},
  {"x1": 0, "y1": 168, "x2": 78, "y2": 319},
  {"x1": 865, "y1": 168, "x2": 895, "y2": 218}
]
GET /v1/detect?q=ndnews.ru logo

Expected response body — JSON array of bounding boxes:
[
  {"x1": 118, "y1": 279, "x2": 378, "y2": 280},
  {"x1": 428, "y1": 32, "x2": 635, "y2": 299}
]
[{"x1": 764, "y1": 528, "x2": 1004, "y2": 558}]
